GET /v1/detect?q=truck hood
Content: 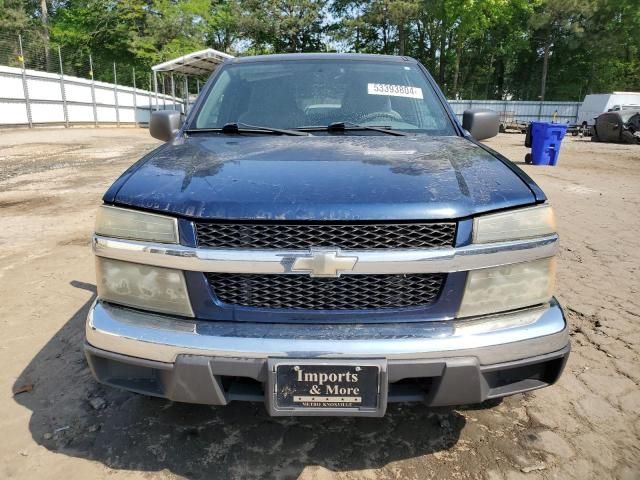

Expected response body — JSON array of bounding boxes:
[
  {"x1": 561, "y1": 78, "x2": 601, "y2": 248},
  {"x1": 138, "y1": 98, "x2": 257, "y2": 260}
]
[{"x1": 108, "y1": 135, "x2": 537, "y2": 221}]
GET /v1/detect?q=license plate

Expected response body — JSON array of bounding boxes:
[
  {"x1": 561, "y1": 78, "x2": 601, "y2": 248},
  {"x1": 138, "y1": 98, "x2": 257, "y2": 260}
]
[{"x1": 269, "y1": 360, "x2": 385, "y2": 416}]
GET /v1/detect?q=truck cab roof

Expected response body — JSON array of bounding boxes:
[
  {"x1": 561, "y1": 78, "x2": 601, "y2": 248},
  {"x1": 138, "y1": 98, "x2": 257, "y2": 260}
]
[{"x1": 227, "y1": 52, "x2": 418, "y2": 64}]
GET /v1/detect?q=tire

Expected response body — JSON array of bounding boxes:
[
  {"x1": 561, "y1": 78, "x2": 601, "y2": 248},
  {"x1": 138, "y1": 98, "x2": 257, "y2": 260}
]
[
  {"x1": 591, "y1": 133, "x2": 599, "y2": 142},
  {"x1": 525, "y1": 153, "x2": 532, "y2": 164},
  {"x1": 499, "y1": 124, "x2": 506, "y2": 133},
  {"x1": 621, "y1": 131, "x2": 640, "y2": 145}
]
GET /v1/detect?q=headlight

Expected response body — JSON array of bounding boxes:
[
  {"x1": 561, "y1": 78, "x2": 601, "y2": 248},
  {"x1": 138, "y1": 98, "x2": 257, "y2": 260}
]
[
  {"x1": 473, "y1": 205, "x2": 556, "y2": 243},
  {"x1": 96, "y1": 257, "x2": 194, "y2": 317},
  {"x1": 458, "y1": 257, "x2": 556, "y2": 318},
  {"x1": 95, "y1": 205, "x2": 179, "y2": 243}
]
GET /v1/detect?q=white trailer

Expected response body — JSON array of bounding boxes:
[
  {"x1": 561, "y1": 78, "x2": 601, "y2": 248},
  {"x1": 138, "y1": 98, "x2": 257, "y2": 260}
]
[{"x1": 576, "y1": 92, "x2": 640, "y2": 127}]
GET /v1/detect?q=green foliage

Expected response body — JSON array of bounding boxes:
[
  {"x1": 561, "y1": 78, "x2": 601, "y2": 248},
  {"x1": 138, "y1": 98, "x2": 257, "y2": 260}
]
[{"x1": 3, "y1": 0, "x2": 639, "y2": 99}]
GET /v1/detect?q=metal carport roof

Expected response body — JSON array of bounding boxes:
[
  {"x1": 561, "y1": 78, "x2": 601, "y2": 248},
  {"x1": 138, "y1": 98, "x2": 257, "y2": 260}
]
[{"x1": 151, "y1": 48, "x2": 234, "y2": 76}]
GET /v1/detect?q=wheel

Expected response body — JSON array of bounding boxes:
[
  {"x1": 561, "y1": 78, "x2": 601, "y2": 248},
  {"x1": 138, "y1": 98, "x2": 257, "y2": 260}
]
[
  {"x1": 525, "y1": 153, "x2": 532, "y2": 164},
  {"x1": 590, "y1": 134, "x2": 600, "y2": 142},
  {"x1": 499, "y1": 124, "x2": 506, "y2": 133}
]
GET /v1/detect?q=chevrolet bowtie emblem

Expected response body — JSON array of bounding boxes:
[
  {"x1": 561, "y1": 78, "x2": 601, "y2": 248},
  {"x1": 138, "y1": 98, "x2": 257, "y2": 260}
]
[{"x1": 291, "y1": 248, "x2": 358, "y2": 278}]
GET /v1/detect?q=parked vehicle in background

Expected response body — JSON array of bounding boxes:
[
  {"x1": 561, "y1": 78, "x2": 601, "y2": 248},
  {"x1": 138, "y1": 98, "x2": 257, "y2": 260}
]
[
  {"x1": 86, "y1": 53, "x2": 569, "y2": 417},
  {"x1": 576, "y1": 92, "x2": 640, "y2": 130},
  {"x1": 498, "y1": 111, "x2": 527, "y2": 133},
  {"x1": 592, "y1": 110, "x2": 640, "y2": 144}
]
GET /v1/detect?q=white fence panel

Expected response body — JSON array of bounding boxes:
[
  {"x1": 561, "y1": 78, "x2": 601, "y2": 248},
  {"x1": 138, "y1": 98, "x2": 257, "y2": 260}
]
[
  {"x1": 96, "y1": 106, "x2": 117, "y2": 123},
  {"x1": 27, "y1": 77, "x2": 63, "y2": 101},
  {"x1": 94, "y1": 86, "x2": 115, "y2": 105},
  {"x1": 3, "y1": 75, "x2": 25, "y2": 99},
  {"x1": 118, "y1": 108, "x2": 136, "y2": 123},
  {"x1": 118, "y1": 91, "x2": 135, "y2": 107},
  {"x1": 135, "y1": 92, "x2": 150, "y2": 109},
  {"x1": 448, "y1": 100, "x2": 581, "y2": 124},
  {"x1": 66, "y1": 104, "x2": 94, "y2": 123},
  {"x1": 0, "y1": 64, "x2": 179, "y2": 126},
  {"x1": 65, "y1": 82, "x2": 93, "y2": 103},
  {"x1": 30, "y1": 102, "x2": 64, "y2": 123},
  {"x1": 0, "y1": 102, "x2": 28, "y2": 124}
]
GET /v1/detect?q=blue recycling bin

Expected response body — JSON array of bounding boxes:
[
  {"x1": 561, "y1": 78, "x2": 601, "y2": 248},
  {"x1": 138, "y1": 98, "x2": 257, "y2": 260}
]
[{"x1": 529, "y1": 122, "x2": 568, "y2": 166}]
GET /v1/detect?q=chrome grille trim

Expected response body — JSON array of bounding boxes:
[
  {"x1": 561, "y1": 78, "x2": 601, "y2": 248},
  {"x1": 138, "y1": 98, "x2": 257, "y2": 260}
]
[{"x1": 92, "y1": 234, "x2": 559, "y2": 275}]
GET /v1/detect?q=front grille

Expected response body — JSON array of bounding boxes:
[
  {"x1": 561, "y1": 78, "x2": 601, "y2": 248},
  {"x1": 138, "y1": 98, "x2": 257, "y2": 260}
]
[
  {"x1": 206, "y1": 273, "x2": 445, "y2": 310},
  {"x1": 195, "y1": 222, "x2": 456, "y2": 249}
]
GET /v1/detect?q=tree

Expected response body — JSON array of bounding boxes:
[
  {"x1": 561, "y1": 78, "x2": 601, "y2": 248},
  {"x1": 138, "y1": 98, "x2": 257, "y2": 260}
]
[
  {"x1": 207, "y1": 0, "x2": 241, "y2": 52},
  {"x1": 239, "y1": 0, "x2": 326, "y2": 53},
  {"x1": 2, "y1": 0, "x2": 638, "y2": 98}
]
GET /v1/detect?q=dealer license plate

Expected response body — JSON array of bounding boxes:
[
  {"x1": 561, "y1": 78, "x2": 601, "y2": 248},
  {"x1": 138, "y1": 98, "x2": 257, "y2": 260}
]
[{"x1": 273, "y1": 362, "x2": 381, "y2": 413}]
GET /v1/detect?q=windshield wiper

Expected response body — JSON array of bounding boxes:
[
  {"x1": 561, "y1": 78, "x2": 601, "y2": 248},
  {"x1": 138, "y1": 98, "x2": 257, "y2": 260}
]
[
  {"x1": 297, "y1": 122, "x2": 407, "y2": 136},
  {"x1": 185, "y1": 122, "x2": 310, "y2": 136}
]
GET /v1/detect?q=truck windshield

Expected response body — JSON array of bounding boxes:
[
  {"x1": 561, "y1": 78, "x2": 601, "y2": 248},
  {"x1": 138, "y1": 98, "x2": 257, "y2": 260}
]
[{"x1": 193, "y1": 59, "x2": 456, "y2": 135}]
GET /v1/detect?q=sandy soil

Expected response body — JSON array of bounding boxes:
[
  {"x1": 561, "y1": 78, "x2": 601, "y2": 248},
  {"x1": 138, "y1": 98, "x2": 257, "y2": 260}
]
[{"x1": 0, "y1": 128, "x2": 638, "y2": 480}]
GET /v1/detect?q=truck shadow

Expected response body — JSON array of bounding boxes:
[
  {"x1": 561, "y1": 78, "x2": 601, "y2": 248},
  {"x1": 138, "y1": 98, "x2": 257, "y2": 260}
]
[{"x1": 13, "y1": 281, "x2": 475, "y2": 479}]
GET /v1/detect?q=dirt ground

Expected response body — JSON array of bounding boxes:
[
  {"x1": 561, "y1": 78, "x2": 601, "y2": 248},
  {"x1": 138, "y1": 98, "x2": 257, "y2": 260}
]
[{"x1": 0, "y1": 127, "x2": 639, "y2": 480}]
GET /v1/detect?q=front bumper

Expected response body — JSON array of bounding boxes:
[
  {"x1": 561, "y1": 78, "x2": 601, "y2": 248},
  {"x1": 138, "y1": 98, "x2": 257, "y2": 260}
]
[{"x1": 85, "y1": 299, "x2": 569, "y2": 413}]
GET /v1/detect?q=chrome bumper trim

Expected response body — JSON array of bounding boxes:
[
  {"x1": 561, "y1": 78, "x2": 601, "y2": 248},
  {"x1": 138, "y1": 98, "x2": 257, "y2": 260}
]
[
  {"x1": 92, "y1": 234, "x2": 559, "y2": 275},
  {"x1": 86, "y1": 300, "x2": 568, "y2": 364}
]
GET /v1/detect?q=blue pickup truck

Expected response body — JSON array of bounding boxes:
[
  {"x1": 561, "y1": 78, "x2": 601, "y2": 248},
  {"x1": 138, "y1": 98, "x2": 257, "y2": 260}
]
[{"x1": 85, "y1": 53, "x2": 569, "y2": 416}]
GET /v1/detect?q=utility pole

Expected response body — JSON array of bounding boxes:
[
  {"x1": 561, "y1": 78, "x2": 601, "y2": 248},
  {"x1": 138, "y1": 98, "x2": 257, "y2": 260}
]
[{"x1": 540, "y1": 40, "x2": 550, "y2": 102}]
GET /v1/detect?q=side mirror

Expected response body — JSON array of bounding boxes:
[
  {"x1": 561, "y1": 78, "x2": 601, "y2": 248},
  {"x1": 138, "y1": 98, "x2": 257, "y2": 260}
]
[
  {"x1": 462, "y1": 109, "x2": 500, "y2": 141},
  {"x1": 150, "y1": 110, "x2": 182, "y2": 142}
]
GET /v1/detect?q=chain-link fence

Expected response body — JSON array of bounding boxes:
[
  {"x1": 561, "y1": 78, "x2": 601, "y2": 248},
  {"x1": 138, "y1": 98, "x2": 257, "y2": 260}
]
[
  {"x1": 0, "y1": 31, "x2": 147, "y2": 87},
  {"x1": 0, "y1": 31, "x2": 188, "y2": 127},
  {"x1": 0, "y1": 31, "x2": 207, "y2": 103}
]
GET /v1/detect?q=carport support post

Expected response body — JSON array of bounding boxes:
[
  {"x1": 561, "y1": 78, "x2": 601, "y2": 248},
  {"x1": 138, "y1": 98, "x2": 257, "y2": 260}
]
[
  {"x1": 18, "y1": 35, "x2": 33, "y2": 128},
  {"x1": 132, "y1": 67, "x2": 138, "y2": 127},
  {"x1": 153, "y1": 70, "x2": 159, "y2": 111},
  {"x1": 161, "y1": 73, "x2": 166, "y2": 109},
  {"x1": 57, "y1": 46, "x2": 69, "y2": 128},
  {"x1": 148, "y1": 73, "x2": 153, "y2": 117},
  {"x1": 183, "y1": 76, "x2": 188, "y2": 113},
  {"x1": 170, "y1": 73, "x2": 176, "y2": 111},
  {"x1": 89, "y1": 55, "x2": 98, "y2": 127},
  {"x1": 113, "y1": 62, "x2": 120, "y2": 127}
]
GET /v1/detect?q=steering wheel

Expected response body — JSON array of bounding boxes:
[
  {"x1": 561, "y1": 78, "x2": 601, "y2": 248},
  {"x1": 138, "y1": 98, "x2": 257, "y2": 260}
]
[{"x1": 358, "y1": 111, "x2": 402, "y2": 123}]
